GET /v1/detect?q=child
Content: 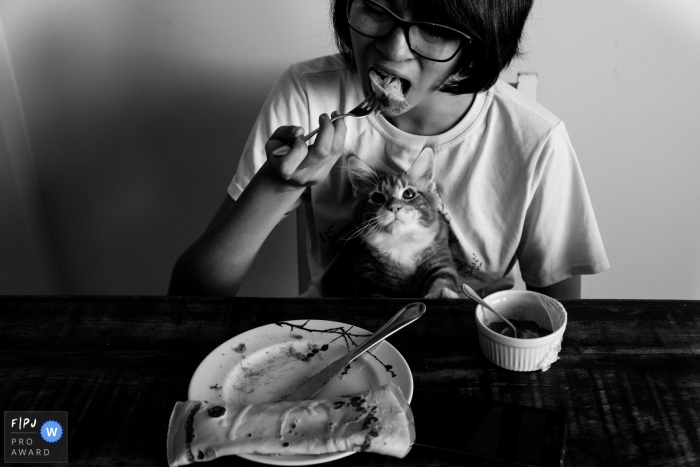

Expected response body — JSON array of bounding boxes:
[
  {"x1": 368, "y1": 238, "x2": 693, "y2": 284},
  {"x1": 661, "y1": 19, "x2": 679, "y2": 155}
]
[{"x1": 169, "y1": 0, "x2": 609, "y2": 299}]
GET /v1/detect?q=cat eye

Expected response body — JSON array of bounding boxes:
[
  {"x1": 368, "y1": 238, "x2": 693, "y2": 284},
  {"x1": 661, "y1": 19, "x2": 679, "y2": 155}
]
[
  {"x1": 402, "y1": 189, "x2": 417, "y2": 200},
  {"x1": 370, "y1": 192, "x2": 386, "y2": 204}
]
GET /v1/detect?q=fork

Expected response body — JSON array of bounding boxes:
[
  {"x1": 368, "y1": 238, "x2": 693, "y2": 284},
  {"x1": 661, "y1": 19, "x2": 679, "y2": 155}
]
[{"x1": 272, "y1": 92, "x2": 380, "y2": 156}]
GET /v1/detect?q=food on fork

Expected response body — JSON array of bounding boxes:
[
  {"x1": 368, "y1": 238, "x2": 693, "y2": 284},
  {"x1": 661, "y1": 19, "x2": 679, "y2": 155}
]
[
  {"x1": 369, "y1": 68, "x2": 409, "y2": 114},
  {"x1": 166, "y1": 381, "x2": 415, "y2": 466}
]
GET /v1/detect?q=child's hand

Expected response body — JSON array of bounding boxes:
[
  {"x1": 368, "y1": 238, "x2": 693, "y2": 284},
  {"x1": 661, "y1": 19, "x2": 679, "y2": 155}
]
[{"x1": 265, "y1": 112, "x2": 347, "y2": 188}]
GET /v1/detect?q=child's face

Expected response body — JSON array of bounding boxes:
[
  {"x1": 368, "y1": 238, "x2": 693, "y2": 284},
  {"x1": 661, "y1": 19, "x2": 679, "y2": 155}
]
[{"x1": 350, "y1": 0, "x2": 465, "y2": 120}]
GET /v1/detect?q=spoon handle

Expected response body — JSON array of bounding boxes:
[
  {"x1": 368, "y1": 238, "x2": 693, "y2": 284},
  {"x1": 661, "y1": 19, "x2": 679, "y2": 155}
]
[
  {"x1": 461, "y1": 283, "x2": 519, "y2": 338},
  {"x1": 460, "y1": 282, "x2": 484, "y2": 303}
]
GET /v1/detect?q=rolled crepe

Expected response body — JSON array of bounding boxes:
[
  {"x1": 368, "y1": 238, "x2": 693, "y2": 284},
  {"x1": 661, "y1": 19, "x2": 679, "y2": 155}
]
[{"x1": 166, "y1": 381, "x2": 415, "y2": 466}]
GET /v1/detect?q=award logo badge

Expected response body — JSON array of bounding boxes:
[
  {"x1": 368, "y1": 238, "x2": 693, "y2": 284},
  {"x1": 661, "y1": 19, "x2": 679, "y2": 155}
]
[{"x1": 4, "y1": 411, "x2": 68, "y2": 463}]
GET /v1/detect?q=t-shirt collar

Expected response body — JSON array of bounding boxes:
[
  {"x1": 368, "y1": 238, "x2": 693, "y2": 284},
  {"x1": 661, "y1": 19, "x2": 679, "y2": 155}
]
[{"x1": 368, "y1": 90, "x2": 488, "y2": 148}]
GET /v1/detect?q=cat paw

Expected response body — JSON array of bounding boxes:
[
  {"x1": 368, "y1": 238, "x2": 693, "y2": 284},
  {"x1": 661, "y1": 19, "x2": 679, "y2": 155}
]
[{"x1": 425, "y1": 287, "x2": 460, "y2": 299}]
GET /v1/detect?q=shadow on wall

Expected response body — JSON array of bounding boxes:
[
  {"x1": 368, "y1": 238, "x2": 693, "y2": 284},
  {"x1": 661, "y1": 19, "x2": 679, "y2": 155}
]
[{"x1": 4, "y1": 24, "x2": 298, "y2": 295}]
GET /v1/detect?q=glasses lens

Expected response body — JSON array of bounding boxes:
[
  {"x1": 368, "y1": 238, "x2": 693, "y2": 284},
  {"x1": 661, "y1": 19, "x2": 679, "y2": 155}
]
[
  {"x1": 348, "y1": 0, "x2": 464, "y2": 61},
  {"x1": 409, "y1": 24, "x2": 463, "y2": 61},
  {"x1": 348, "y1": 0, "x2": 393, "y2": 38}
]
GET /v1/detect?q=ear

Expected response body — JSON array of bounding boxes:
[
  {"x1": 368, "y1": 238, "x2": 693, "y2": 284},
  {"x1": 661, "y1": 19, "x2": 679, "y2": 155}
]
[
  {"x1": 406, "y1": 148, "x2": 436, "y2": 192},
  {"x1": 346, "y1": 155, "x2": 378, "y2": 197}
]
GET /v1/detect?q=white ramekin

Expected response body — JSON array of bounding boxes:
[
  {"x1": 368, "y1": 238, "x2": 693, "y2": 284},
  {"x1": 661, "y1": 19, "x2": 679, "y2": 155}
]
[{"x1": 474, "y1": 290, "x2": 568, "y2": 372}]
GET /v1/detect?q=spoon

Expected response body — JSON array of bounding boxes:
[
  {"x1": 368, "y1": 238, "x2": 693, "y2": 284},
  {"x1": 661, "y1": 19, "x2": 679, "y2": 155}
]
[{"x1": 461, "y1": 283, "x2": 522, "y2": 338}]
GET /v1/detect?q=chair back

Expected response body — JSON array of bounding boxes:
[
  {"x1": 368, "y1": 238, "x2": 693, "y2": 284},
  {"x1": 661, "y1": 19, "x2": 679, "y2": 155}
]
[{"x1": 511, "y1": 72, "x2": 537, "y2": 100}]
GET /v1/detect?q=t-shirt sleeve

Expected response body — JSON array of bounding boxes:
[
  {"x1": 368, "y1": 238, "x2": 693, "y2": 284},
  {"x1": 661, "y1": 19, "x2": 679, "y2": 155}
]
[
  {"x1": 228, "y1": 66, "x2": 311, "y2": 202},
  {"x1": 517, "y1": 122, "x2": 610, "y2": 287}
]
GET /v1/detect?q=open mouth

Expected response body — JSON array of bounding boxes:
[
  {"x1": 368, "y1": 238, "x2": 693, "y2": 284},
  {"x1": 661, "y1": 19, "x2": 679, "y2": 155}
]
[
  {"x1": 368, "y1": 67, "x2": 410, "y2": 114},
  {"x1": 369, "y1": 67, "x2": 410, "y2": 95}
]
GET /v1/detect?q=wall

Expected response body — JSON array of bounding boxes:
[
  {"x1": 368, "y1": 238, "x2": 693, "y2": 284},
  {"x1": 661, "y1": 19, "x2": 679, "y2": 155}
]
[
  {"x1": 0, "y1": 0, "x2": 335, "y2": 296},
  {"x1": 504, "y1": 0, "x2": 700, "y2": 298},
  {"x1": 0, "y1": 0, "x2": 698, "y2": 299}
]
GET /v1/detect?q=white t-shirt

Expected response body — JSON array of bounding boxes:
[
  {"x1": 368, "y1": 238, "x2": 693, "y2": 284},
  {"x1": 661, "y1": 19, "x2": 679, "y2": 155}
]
[{"x1": 229, "y1": 54, "x2": 610, "y2": 296}]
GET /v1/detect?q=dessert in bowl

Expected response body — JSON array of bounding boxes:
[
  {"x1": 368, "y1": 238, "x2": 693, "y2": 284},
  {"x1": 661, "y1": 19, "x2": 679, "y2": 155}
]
[{"x1": 474, "y1": 290, "x2": 568, "y2": 372}]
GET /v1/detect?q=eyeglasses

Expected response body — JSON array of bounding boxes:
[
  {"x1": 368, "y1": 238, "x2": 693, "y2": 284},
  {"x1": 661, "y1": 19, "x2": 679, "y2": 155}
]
[{"x1": 346, "y1": 0, "x2": 472, "y2": 62}]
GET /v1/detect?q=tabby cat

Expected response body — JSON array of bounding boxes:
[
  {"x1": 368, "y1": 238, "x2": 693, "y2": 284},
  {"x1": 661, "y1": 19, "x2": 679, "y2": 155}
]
[{"x1": 337, "y1": 150, "x2": 461, "y2": 299}]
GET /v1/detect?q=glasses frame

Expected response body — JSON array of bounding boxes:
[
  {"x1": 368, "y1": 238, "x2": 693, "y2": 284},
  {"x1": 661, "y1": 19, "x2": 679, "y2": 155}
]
[{"x1": 346, "y1": 0, "x2": 473, "y2": 63}]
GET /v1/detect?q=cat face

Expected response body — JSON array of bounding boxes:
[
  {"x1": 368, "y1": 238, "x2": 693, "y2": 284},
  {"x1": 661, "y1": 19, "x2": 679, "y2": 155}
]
[
  {"x1": 346, "y1": 150, "x2": 442, "y2": 240},
  {"x1": 356, "y1": 174, "x2": 437, "y2": 234}
]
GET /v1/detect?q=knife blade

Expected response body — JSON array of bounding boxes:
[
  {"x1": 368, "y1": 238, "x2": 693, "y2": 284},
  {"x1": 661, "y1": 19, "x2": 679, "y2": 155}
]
[{"x1": 279, "y1": 302, "x2": 426, "y2": 402}]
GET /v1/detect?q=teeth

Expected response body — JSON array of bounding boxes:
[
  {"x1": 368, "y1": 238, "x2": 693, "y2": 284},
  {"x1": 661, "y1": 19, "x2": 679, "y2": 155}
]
[
  {"x1": 369, "y1": 68, "x2": 409, "y2": 114},
  {"x1": 371, "y1": 68, "x2": 397, "y2": 84}
]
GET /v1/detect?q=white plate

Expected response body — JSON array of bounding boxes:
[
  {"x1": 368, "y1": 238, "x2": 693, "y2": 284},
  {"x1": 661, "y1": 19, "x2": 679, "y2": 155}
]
[{"x1": 188, "y1": 319, "x2": 413, "y2": 466}]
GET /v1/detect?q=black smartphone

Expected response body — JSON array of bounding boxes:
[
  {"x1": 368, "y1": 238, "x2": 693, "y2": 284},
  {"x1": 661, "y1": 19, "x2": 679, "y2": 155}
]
[{"x1": 410, "y1": 388, "x2": 566, "y2": 467}]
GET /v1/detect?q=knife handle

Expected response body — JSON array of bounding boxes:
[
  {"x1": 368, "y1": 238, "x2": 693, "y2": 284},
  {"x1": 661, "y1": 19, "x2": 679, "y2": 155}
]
[
  {"x1": 341, "y1": 302, "x2": 426, "y2": 366},
  {"x1": 280, "y1": 302, "x2": 426, "y2": 402}
]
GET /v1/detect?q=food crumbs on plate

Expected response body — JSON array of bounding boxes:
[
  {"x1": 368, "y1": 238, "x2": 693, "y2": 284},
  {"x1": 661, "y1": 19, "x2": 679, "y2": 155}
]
[
  {"x1": 234, "y1": 343, "x2": 247, "y2": 353},
  {"x1": 487, "y1": 319, "x2": 552, "y2": 338},
  {"x1": 284, "y1": 343, "x2": 320, "y2": 362}
]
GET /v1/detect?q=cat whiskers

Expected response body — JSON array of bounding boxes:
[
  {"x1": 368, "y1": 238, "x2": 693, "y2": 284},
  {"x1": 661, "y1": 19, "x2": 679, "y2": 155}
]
[
  {"x1": 362, "y1": 221, "x2": 385, "y2": 244},
  {"x1": 341, "y1": 218, "x2": 382, "y2": 244},
  {"x1": 342, "y1": 221, "x2": 377, "y2": 243}
]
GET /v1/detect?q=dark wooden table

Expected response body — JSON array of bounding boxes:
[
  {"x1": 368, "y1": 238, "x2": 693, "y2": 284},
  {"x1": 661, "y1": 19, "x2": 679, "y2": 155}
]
[{"x1": 1, "y1": 296, "x2": 699, "y2": 466}]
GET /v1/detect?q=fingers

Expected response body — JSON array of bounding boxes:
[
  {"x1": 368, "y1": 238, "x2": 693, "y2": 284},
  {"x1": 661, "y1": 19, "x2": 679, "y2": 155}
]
[
  {"x1": 308, "y1": 114, "x2": 332, "y2": 155},
  {"x1": 269, "y1": 125, "x2": 304, "y2": 142},
  {"x1": 276, "y1": 135, "x2": 308, "y2": 179},
  {"x1": 330, "y1": 111, "x2": 348, "y2": 155},
  {"x1": 310, "y1": 112, "x2": 347, "y2": 159},
  {"x1": 266, "y1": 126, "x2": 304, "y2": 157},
  {"x1": 265, "y1": 113, "x2": 347, "y2": 188}
]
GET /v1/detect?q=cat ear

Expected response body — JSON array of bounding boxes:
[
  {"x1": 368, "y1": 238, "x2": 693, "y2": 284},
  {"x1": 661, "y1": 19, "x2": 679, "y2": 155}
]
[
  {"x1": 346, "y1": 155, "x2": 378, "y2": 196},
  {"x1": 407, "y1": 148, "x2": 436, "y2": 192}
]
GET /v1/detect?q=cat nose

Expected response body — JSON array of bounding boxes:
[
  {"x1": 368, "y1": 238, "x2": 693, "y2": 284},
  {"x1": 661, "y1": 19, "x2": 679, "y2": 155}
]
[{"x1": 386, "y1": 199, "x2": 403, "y2": 213}]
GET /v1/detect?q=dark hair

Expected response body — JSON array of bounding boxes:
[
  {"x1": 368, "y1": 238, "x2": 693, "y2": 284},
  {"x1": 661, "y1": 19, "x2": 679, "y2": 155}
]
[{"x1": 331, "y1": 0, "x2": 534, "y2": 95}]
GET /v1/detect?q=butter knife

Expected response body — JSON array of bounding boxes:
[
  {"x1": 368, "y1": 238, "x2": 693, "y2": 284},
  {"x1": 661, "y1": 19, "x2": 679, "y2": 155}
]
[{"x1": 280, "y1": 302, "x2": 426, "y2": 402}]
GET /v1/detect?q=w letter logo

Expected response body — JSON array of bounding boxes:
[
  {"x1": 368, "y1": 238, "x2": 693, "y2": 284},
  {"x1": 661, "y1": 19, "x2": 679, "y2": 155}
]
[{"x1": 40, "y1": 420, "x2": 63, "y2": 443}]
